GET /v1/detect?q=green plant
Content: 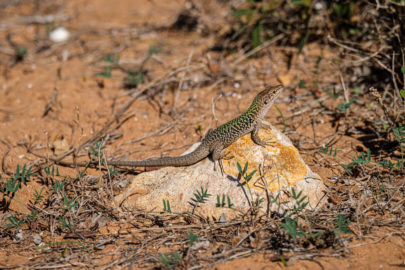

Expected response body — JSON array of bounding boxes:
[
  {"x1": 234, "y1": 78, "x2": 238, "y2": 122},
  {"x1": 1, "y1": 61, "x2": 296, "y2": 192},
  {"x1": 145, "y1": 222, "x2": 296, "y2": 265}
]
[
  {"x1": 343, "y1": 148, "x2": 372, "y2": 175},
  {"x1": 37, "y1": 240, "x2": 90, "y2": 254},
  {"x1": 76, "y1": 166, "x2": 88, "y2": 180},
  {"x1": 44, "y1": 165, "x2": 60, "y2": 178},
  {"x1": 393, "y1": 126, "x2": 405, "y2": 169},
  {"x1": 288, "y1": 188, "x2": 309, "y2": 217},
  {"x1": 163, "y1": 199, "x2": 172, "y2": 213},
  {"x1": 104, "y1": 54, "x2": 119, "y2": 64},
  {"x1": 123, "y1": 45, "x2": 160, "y2": 89},
  {"x1": 281, "y1": 188, "x2": 321, "y2": 241},
  {"x1": 325, "y1": 88, "x2": 342, "y2": 100},
  {"x1": 27, "y1": 187, "x2": 46, "y2": 224},
  {"x1": 378, "y1": 159, "x2": 403, "y2": 170},
  {"x1": 332, "y1": 214, "x2": 352, "y2": 236},
  {"x1": 192, "y1": 187, "x2": 211, "y2": 203},
  {"x1": 33, "y1": 187, "x2": 45, "y2": 204},
  {"x1": 298, "y1": 79, "x2": 307, "y2": 89},
  {"x1": 60, "y1": 216, "x2": 72, "y2": 229},
  {"x1": 96, "y1": 54, "x2": 119, "y2": 78},
  {"x1": 45, "y1": 20, "x2": 57, "y2": 34},
  {"x1": 15, "y1": 164, "x2": 34, "y2": 185},
  {"x1": 54, "y1": 180, "x2": 65, "y2": 193},
  {"x1": 231, "y1": 1, "x2": 282, "y2": 49},
  {"x1": 90, "y1": 141, "x2": 106, "y2": 162},
  {"x1": 320, "y1": 145, "x2": 392, "y2": 175},
  {"x1": 237, "y1": 161, "x2": 257, "y2": 207},
  {"x1": 148, "y1": 45, "x2": 161, "y2": 56},
  {"x1": 108, "y1": 168, "x2": 118, "y2": 175},
  {"x1": 281, "y1": 216, "x2": 306, "y2": 241},
  {"x1": 319, "y1": 144, "x2": 337, "y2": 157},
  {"x1": 237, "y1": 161, "x2": 257, "y2": 184},
  {"x1": 2, "y1": 163, "x2": 35, "y2": 203},
  {"x1": 216, "y1": 194, "x2": 233, "y2": 208},
  {"x1": 275, "y1": 105, "x2": 287, "y2": 132},
  {"x1": 96, "y1": 66, "x2": 112, "y2": 78},
  {"x1": 124, "y1": 73, "x2": 143, "y2": 88},
  {"x1": 3, "y1": 177, "x2": 20, "y2": 201},
  {"x1": 27, "y1": 210, "x2": 38, "y2": 223},
  {"x1": 6, "y1": 216, "x2": 25, "y2": 229},
  {"x1": 62, "y1": 193, "x2": 78, "y2": 210},
  {"x1": 253, "y1": 197, "x2": 264, "y2": 209},
  {"x1": 158, "y1": 252, "x2": 183, "y2": 268},
  {"x1": 352, "y1": 148, "x2": 371, "y2": 165},
  {"x1": 336, "y1": 97, "x2": 355, "y2": 113},
  {"x1": 320, "y1": 144, "x2": 354, "y2": 174},
  {"x1": 187, "y1": 230, "x2": 199, "y2": 246},
  {"x1": 16, "y1": 47, "x2": 27, "y2": 61}
]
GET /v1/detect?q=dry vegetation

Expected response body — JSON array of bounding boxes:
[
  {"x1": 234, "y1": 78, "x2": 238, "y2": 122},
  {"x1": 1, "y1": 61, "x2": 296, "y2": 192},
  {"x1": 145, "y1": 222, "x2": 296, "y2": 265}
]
[{"x1": 0, "y1": 0, "x2": 404, "y2": 269}]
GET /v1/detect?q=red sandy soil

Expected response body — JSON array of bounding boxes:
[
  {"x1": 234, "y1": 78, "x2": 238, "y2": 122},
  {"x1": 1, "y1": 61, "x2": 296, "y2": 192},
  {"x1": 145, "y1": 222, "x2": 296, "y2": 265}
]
[{"x1": 0, "y1": 0, "x2": 404, "y2": 269}]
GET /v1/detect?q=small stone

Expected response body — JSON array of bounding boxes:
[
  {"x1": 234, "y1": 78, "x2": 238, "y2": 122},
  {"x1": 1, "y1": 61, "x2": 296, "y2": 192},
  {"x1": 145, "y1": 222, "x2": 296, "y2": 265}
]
[
  {"x1": 49, "y1": 27, "x2": 70, "y2": 43},
  {"x1": 190, "y1": 240, "x2": 210, "y2": 251},
  {"x1": 13, "y1": 230, "x2": 23, "y2": 243},
  {"x1": 218, "y1": 213, "x2": 227, "y2": 223},
  {"x1": 315, "y1": 2, "x2": 324, "y2": 10},
  {"x1": 33, "y1": 234, "x2": 42, "y2": 245},
  {"x1": 95, "y1": 244, "x2": 106, "y2": 250}
]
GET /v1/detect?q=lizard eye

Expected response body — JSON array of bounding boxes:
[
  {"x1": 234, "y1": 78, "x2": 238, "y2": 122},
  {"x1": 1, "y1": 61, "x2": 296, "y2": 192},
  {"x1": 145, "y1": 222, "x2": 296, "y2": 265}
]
[{"x1": 264, "y1": 100, "x2": 268, "y2": 105}]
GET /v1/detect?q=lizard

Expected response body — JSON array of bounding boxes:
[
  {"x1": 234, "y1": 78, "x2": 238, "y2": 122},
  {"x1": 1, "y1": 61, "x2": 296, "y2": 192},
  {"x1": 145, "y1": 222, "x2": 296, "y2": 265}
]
[{"x1": 96, "y1": 85, "x2": 283, "y2": 169}]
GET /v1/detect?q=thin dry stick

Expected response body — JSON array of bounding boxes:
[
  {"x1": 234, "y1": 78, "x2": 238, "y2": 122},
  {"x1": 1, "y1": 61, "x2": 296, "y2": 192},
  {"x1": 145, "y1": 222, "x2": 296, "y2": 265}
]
[
  {"x1": 119, "y1": 64, "x2": 205, "y2": 98},
  {"x1": 233, "y1": 33, "x2": 285, "y2": 65},
  {"x1": 0, "y1": 139, "x2": 12, "y2": 175},
  {"x1": 119, "y1": 120, "x2": 177, "y2": 146},
  {"x1": 234, "y1": 227, "x2": 262, "y2": 248},
  {"x1": 211, "y1": 93, "x2": 222, "y2": 125},
  {"x1": 90, "y1": 139, "x2": 122, "y2": 212},
  {"x1": 391, "y1": 51, "x2": 400, "y2": 116},
  {"x1": 174, "y1": 48, "x2": 194, "y2": 110},
  {"x1": 257, "y1": 161, "x2": 274, "y2": 217},
  {"x1": 328, "y1": 34, "x2": 401, "y2": 81},
  {"x1": 43, "y1": 88, "x2": 58, "y2": 117},
  {"x1": 339, "y1": 71, "x2": 349, "y2": 103},
  {"x1": 49, "y1": 72, "x2": 172, "y2": 166},
  {"x1": 369, "y1": 86, "x2": 395, "y2": 128}
]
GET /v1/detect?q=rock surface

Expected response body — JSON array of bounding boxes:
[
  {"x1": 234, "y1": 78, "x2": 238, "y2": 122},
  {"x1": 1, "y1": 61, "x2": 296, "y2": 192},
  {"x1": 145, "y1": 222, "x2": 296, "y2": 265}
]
[{"x1": 115, "y1": 123, "x2": 325, "y2": 219}]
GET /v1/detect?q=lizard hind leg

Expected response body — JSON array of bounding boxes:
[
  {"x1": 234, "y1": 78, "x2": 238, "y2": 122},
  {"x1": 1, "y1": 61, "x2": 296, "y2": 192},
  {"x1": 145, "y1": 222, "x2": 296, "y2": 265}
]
[
  {"x1": 211, "y1": 142, "x2": 227, "y2": 174},
  {"x1": 217, "y1": 150, "x2": 235, "y2": 174}
]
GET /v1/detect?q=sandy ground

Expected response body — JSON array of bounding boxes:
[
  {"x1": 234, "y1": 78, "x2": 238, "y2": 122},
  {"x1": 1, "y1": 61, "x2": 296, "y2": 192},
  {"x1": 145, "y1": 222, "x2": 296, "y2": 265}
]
[{"x1": 0, "y1": 0, "x2": 404, "y2": 269}]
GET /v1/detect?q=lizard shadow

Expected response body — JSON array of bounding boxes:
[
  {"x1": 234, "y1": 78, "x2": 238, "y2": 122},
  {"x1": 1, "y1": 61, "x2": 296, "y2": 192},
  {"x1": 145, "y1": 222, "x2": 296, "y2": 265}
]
[{"x1": 226, "y1": 174, "x2": 255, "y2": 207}]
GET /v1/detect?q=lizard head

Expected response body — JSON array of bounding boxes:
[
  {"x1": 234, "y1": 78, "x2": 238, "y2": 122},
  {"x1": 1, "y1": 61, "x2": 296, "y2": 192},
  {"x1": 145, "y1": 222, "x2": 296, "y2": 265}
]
[{"x1": 255, "y1": 85, "x2": 283, "y2": 113}]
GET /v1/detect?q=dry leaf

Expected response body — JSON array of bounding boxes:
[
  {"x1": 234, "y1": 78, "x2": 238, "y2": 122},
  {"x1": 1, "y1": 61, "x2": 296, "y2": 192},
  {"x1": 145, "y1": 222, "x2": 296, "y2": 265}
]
[{"x1": 52, "y1": 136, "x2": 69, "y2": 156}]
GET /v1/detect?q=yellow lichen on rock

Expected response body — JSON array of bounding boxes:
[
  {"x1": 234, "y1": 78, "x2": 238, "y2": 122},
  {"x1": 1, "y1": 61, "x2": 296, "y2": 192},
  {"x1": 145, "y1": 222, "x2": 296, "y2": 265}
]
[{"x1": 222, "y1": 127, "x2": 307, "y2": 192}]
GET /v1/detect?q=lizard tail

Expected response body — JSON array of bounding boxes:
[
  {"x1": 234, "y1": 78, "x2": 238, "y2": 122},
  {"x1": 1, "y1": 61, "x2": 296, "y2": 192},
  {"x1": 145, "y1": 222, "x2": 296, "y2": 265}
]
[{"x1": 105, "y1": 143, "x2": 210, "y2": 167}]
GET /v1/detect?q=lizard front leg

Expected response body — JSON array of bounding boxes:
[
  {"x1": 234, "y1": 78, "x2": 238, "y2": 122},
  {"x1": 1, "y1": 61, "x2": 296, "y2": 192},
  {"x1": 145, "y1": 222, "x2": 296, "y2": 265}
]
[{"x1": 251, "y1": 124, "x2": 274, "y2": 147}]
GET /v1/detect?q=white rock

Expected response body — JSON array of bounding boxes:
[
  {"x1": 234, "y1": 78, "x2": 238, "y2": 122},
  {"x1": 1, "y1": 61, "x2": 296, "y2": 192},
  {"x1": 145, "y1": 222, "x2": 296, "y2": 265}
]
[
  {"x1": 115, "y1": 123, "x2": 325, "y2": 219},
  {"x1": 49, "y1": 27, "x2": 70, "y2": 43}
]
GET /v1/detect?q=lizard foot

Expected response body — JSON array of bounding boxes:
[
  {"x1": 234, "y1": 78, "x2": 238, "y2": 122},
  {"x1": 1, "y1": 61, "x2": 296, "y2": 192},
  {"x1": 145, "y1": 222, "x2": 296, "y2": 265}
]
[
  {"x1": 260, "y1": 138, "x2": 277, "y2": 147},
  {"x1": 214, "y1": 159, "x2": 225, "y2": 176},
  {"x1": 221, "y1": 150, "x2": 234, "y2": 160}
]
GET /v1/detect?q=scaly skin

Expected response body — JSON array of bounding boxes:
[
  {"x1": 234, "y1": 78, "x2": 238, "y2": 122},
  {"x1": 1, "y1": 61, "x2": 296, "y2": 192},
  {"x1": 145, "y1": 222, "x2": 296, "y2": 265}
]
[{"x1": 105, "y1": 85, "x2": 283, "y2": 167}]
